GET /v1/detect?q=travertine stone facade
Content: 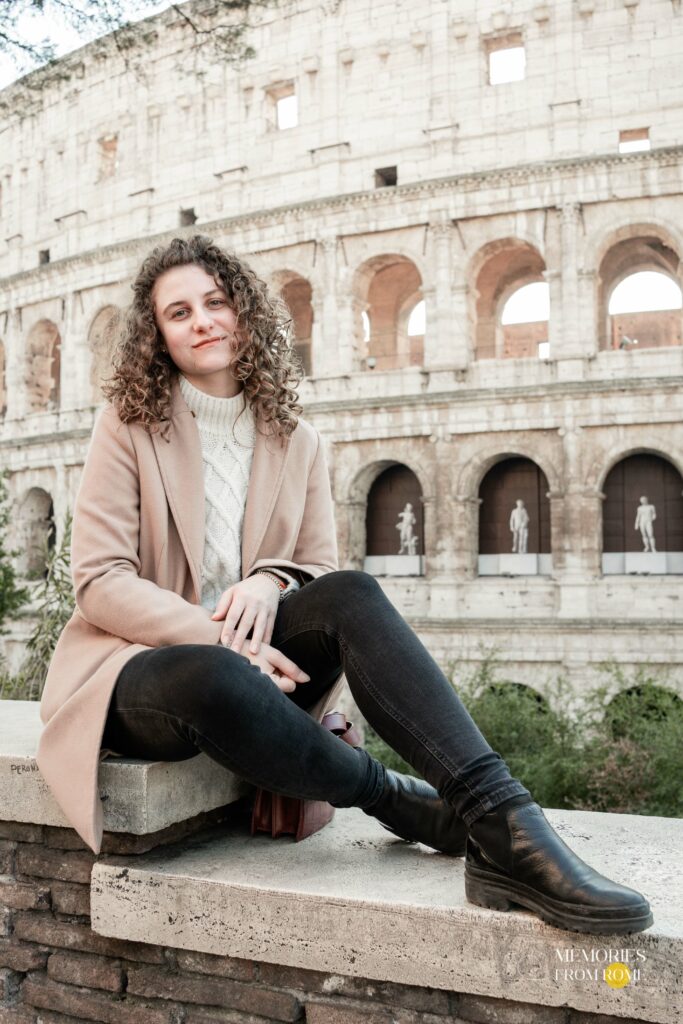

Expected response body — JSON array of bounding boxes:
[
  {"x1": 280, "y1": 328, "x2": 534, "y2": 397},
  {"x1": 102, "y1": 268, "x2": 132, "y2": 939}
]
[{"x1": 1, "y1": 0, "x2": 683, "y2": 696}]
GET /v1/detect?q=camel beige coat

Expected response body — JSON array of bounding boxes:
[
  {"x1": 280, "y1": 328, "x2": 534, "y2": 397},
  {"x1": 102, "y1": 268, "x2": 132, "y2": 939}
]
[{"x1": 37, "y1": 378, "x2": 346, "y2": 855}]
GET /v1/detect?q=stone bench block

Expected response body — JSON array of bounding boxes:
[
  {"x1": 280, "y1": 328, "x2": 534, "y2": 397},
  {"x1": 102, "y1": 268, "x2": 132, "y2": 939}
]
[
  {"x1": 0, "y1": 701, "x2": 251, "y2": 835},
  {"x1": 91, "y1": 806, "x2": 681, "y2": 1024}
]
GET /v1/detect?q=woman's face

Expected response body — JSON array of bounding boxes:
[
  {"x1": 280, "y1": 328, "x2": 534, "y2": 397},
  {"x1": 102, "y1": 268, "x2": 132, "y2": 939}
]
[{"x1": 152, "y1": 263, "x2": 242, "y2": 397}]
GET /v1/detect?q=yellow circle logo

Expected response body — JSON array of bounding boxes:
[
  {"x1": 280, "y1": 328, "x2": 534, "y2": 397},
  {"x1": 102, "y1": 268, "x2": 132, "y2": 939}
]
[{"x1": 604, "y1": 962, "x2": 631, "y2": 988}]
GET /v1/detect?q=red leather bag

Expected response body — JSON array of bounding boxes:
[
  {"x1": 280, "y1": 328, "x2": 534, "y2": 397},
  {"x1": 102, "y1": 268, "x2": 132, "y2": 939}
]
[{"x1": 250, "y1": 710, "x2": 362, "y2": 841}]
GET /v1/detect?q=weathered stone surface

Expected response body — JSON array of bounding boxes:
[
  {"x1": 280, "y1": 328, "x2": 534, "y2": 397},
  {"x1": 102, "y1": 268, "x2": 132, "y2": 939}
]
[
  {"x1": 0, "y1": 704, "x2": 251, "y2": 837},
  {"x1": 0, "y1": 937, "x2": 49, "y2": 972},
  {"x1": 21, "y1": 975, "x2": 173, "y2": 1024},
  {"x1": 47, "y1": 950, "x2": 124, "y2": 993},
  {"x1": 93, "y1": 808, "x2": 679, "y2": 1024},
  {"x1": 127, "y1": 964, "x2": 302, "y2": 1021},
  {"x1": 13, "y1": 914, "x2": 165, "y2": 964},
  {"x1": 0, "y1": 876, "x2": 50, "y2": 911}
]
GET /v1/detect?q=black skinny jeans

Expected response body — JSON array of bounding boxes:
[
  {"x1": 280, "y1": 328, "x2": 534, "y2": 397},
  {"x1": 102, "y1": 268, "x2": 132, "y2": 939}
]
[{"x1": 102, "y1": 570, "x2": 529, "y2": 826}]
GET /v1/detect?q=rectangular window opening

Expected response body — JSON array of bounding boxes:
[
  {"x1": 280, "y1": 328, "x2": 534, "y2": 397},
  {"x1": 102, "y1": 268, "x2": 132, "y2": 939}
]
[
  {"x1": 374, "y1": 165, "x2": 398, "y2": 188},
  {"x1": 485, "y1": 32, "x2": 525, "y2": 84},
  {"x1": 179, "y1": 207, "x2": 197, "y2": 226},
  {"x1": 38, "y1": 249, "x2": 50, "y2": 265},
  {"x1": 267, "y1": 82, "x2": 298, "y2": 130},
  {"x1": 619, "y1": 128, "x2": 650, "y2": 153}
]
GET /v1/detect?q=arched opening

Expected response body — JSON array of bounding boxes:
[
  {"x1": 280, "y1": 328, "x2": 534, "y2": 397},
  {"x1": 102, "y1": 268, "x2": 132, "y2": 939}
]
[
  {"x1": 608, "y1": 271, "x2": 682, "y2": 351},
  {"x1": 478, "y1": 457, "x2": 552, "y2": 575},
  {"x1": 364, "y1": 464, "x2": 424, "y2": 576},
  {"x1": 89, "y1": 306, "x2": 120, "y2": 402},
  {"x1": 356, "y1": 255, "x2": 423, "y2": 371},
  {"x1": 602, "y1": 453, "x2": 683, "y2": 574},
  {"x1": 501, "y1": 281, "x2": 550, "y2": 359},
  {"x1": 606, "y1": 684, "x2": 683, "y2": 741},
  {"x1": 16, "y1": 487, "x2": 56, "y2": 580},
  {"x1": 597, "y1": 233, "x2": 682, "y2": 351},
  {"x1": 26, "y1": 319, "x2": 61, "y2": 412},
  {"x1": 472, "y1": 240, "x2": 547, "y2": 360},
  {"x1": 280, "y1": 274, "x2": 313, "y2": 376}
]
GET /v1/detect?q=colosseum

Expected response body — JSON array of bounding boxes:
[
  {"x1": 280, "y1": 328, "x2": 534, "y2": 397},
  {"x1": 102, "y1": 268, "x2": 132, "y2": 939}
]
[{"x1": 1, "y1": 0, "x2": 682, "y2": 700}]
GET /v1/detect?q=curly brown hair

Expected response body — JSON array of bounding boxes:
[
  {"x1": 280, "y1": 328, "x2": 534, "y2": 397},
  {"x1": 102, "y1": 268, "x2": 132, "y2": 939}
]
[{"x1": 102, "y1": 235, "x2": 303, "y2": 441}]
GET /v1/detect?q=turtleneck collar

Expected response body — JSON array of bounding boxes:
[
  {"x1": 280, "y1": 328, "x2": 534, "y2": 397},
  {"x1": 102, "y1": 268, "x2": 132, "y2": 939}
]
[{"x1": 178, "y1": 373, "x2": 254, "y2": 439}]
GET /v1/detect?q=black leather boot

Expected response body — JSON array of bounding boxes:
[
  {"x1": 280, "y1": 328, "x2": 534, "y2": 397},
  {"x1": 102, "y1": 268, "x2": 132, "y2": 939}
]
[
  {"x1": 466, "y1": 797, "x2": 653, "y2": 934},
  {"x1": 362, "y1": 768, "x2": 467, "y2": 856}
]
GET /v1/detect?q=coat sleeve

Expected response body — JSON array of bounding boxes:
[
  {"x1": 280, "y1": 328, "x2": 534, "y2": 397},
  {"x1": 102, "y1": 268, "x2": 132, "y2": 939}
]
[
  {"x1": 72, "y1": 405, "x2": 223, "y2": 647},
  {"x1": 248, "y1": 428, "x2": 339, "y2": 584}
]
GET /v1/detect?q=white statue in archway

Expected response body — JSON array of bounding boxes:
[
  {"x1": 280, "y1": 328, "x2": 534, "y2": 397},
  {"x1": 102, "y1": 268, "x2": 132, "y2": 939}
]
[
  {"x1": 509, "y1": 499, "x2": 530, "y2": 554},
  {"x1": 634, "y1": 496, "x2": 657, "y2": 552},
  {"x1": 396, "y1": 502, "x2": 418, "y2": 555}
]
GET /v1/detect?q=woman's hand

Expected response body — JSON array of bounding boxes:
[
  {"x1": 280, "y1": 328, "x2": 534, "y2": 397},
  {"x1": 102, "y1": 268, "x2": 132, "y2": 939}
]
[
  {"x1": 237, "y1": 639, "x2": 310, "y2": 694},
  {"x1": 211, "y1": 573, "x2": 281, "y2": 654}
]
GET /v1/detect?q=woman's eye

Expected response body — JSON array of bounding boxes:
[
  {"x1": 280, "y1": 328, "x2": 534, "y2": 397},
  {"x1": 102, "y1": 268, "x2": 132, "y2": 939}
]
[
  {"x1": 209, "y1": 299, "x2": 225, "y2": 307},
  {"x1": 172, "y1": 309, "x2": 188, "y2": 318}
]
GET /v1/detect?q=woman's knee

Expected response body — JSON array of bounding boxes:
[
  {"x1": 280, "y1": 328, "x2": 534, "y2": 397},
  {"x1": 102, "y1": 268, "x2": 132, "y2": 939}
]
[
  {"x1": 315, "y1": 569, "x2": 383, "y2": 601},
  {"x1": 136, "y1": 644, "x2": 268, "y2": 725}
]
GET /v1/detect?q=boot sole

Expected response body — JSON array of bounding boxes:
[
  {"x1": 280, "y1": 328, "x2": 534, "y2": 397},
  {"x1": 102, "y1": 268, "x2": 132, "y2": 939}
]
[{"x1": 465, "y1": 865, "x2": 654, "y2": 935}]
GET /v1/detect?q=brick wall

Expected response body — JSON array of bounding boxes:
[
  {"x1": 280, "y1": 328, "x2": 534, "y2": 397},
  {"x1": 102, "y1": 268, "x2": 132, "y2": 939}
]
[{"x1": 0, "y1": 816, "x2": 649, "y2": 1024}]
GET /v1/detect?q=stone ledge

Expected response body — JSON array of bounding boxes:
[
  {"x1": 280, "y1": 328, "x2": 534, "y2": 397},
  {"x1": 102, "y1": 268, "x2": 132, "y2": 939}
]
[
  {"x1": 0, "y1": 701, "x2": 251, "y2": 835},
  {"x1": 91, "y1": 808, "x2": 681, "y2": 1024}
]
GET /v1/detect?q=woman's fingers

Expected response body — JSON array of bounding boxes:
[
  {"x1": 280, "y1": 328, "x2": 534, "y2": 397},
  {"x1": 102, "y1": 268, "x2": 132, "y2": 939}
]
[
  {"x1": 249, "y1": 609, "x2": 269, "y2": 655},
  {"x1": 269, "y1": 671, "x2": 296, "y2": 693},
  {"x1": 269, "y1": 647, "x2": 310, "y2": 682},
  {"x1": 212, "y1": 587, "x2": 234, "y2": 621}
]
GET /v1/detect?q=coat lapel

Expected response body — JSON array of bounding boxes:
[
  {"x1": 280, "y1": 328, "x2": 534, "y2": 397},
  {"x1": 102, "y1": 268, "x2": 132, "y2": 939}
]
[{"x1": 150, "y1": 377, "x2": 291, "y2": 603}]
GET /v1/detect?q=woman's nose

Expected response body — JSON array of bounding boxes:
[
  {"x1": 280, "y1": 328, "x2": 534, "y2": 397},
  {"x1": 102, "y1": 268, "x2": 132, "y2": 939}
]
[{"x1": 192, "y1": 309, "x2": 214, "y2": 332}]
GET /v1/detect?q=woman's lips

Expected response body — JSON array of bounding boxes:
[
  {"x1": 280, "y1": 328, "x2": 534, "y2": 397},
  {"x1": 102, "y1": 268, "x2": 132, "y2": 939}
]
[{"x1": 193, "y1": 337, "x2": 222, "y2": 349}]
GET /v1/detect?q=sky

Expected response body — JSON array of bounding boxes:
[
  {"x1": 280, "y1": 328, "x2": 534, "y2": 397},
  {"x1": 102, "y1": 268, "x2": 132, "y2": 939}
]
[{"x1": 0, "y1": 0, "x2": 174, "y2": 88}]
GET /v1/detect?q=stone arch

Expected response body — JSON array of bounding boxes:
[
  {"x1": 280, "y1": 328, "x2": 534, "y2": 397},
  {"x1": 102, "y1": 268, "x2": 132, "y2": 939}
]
[
  {"x1": 16, "y1": 487, "x2": 56, "y2": 579},
  {"x1": 478, "y1": 457, "x2": 552, "y2": 565},
  {"x1": 456, "y1": 442, "x2": 561, "y2": 503},
  {"x1": 352, "y1": 254, "x2": 424, "y2": 370},
  {"x1": 88, "y1": 305, "x2": 120, "y2": 403},
  {"x1": 468, "y1": 237, "x2": 547, "y2": 360},
  {"x1": 26, "y1": 319, "x2": 61, "y2": 412},
  {"x1": 0, "y1": 340, "x2": 6, "y2": 417},
  {"x1": 595, "y1": 225, "x2": 683, "y2": 351},
  {"x1": 344, "y1": 457, "x2": 432, "y2": 575},
  {"x1": 275, "y1": 271, "x2": 314, "y2": 376},
  {"x1": 601, "y1": 453, "x2": 683, "y2": 571},
  {"x1": 605, "y1": 683, "x2": 683, "y2": 740}
]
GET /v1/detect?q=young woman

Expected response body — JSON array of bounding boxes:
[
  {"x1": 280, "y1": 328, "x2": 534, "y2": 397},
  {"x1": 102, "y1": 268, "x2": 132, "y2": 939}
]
[{"x1": 38, "y1": 235, "x2": 652, "y2": 935}]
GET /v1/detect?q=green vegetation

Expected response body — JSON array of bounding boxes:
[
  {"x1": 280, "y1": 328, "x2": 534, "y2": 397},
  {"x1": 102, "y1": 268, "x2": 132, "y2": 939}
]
[
  {"x1": 364, "y1": 649, "x2": 683, "y2": 818},
  {"x1": 0, "y1": 511, "x2": 75, "y2": 702},
  {"x1": 0, "y1": 470, "x2": 30, "y2": 633}
]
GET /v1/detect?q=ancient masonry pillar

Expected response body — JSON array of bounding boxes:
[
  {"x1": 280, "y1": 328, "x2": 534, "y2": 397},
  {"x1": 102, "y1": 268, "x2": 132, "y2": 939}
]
[
  {"x1": 311, "y1": 236, "x2": 340, "y2": 377},
  {"x1": 4, "y1": 309, "x2": 24, "y2": 420},
  {"x1": 557, "y1": 202, "x2": 592, "y2": 361},
  {"x1": 423, "y1": 214, "x2": 453, "y2": 369},
  {"x1": 61, "y1": 291, "x2": 90, "y2": 410}
]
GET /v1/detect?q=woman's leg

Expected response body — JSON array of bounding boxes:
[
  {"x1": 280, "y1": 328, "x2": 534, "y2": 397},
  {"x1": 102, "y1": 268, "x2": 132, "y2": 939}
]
[
  {"x1": 102, "y1": 643, "x2": 386, "y2": 809},
  {"x1": 270, "y1": 570, "x2": 652, "y2": 933},
  {"x1": 271, "y1": 569, "x2": 529, "y2": 826}
]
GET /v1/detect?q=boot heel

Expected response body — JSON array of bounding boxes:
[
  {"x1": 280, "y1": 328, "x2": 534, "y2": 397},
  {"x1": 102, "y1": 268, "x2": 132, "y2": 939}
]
[{"x1": 465, "y1": 874, "x2": 512, "y2": 912}]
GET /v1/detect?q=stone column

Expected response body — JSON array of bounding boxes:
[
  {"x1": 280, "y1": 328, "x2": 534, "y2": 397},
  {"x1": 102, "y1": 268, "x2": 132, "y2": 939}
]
[
  {"x1": 311, "y1": 236, "x2": 340, "y2": 377},
  {"x1": 336, "y1": 498, "x2": 366, "y2": 570},
  {"x1": 423, "y1": 214, "x2": 454, "y2": 369},
  {"x1": 4, "y1": 309, "x2": 24, "y2": 421},
  {"x1": 557, "y1": 202, "x2": 592, "y2": 362},
  {"x1": 452, "y1": 495, "x2": 481, "y2": 580},
  {"x1": 61, "y1": 291, "x2": 90, "y2": 411}
]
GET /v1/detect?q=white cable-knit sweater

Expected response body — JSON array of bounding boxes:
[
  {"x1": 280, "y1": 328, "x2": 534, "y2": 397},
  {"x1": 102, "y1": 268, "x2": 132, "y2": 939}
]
[{"x1": 178, "y1": 374, "x2": 256, "y2": 612}]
